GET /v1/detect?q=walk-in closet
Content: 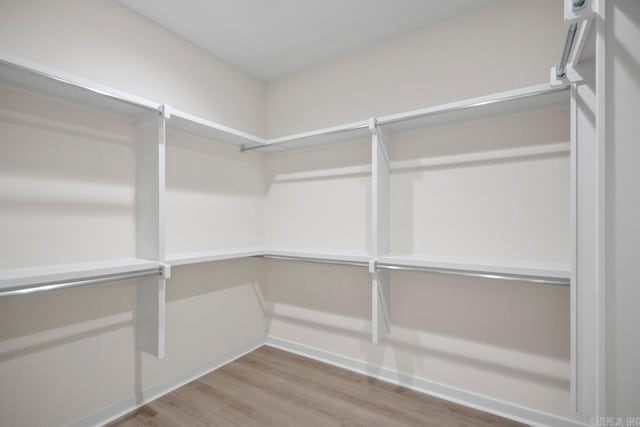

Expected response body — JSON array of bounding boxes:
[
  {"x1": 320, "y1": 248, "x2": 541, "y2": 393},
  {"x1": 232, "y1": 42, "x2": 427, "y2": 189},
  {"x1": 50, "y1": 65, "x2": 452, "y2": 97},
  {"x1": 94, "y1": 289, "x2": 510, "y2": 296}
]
[{"x1": 1, "y1": 1, "x2": 639, "y2": 426}]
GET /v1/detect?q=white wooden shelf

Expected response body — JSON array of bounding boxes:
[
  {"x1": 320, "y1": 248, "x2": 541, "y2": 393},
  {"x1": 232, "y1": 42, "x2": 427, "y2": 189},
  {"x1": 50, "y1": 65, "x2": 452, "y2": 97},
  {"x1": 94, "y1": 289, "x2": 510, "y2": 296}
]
[
  {"x1": 1, "y1": 54, "x2": 569, "y2": 156},
  {"x1": 165, "y1": 107, "x2": 265, "y2": 148},
  {"x1": 263, "y1": 248, "x2": 372, "y2": 266},
  {"x1": 166, "y1": 111, "x2": 369, "y2": 152},
  {"x1": 243, "y1": 84, "x2": 569, "y2": 153},
  {"x1": 0, "y1": 258, "x2": 160, "y2": 290},
  {"x1": 166, "y1": 247, "x2": 372, "y2": 268},
  {"x1": 242, "y1": 120, "x2": 371, "y2": 152},
  {"x1": 0, "y1": 53, "x2": 160, "y2": 117},
  {"x1": 377, "y1": 254, "x2": 570, "y2": 284},
  {"x1": 376, "y1": 83, "x2": 569, "y2": 134},
  {"x1": 166, "y1": 247, "x2": 266, "y2": 266}
]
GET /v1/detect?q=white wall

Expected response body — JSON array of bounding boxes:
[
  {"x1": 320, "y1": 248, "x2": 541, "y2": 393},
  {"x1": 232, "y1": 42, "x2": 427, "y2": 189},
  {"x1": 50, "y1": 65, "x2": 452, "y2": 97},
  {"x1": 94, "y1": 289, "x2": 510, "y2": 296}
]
[
  {"x1": 389, "y1": 107, "x2": 570, "y2": 262},
  {"x1": 266, "y1": 0, "x2": 569, "y2": 137},
  {"x1": 166, "y1": 129, "x2": 265, "y2": 254},
  {"x1": 0, "y1": 0, "x2": 265, "y2": 136},
  {"x1": 605, "y1": 0, "x2": 640, "y2": 417},
  {"x1": 1, "y1": 0, "x2": 623, "y2": 424},
  {"x1": 262, "y1": 0, "x2": 585, "y2": 422},
  {"x1": 0, "y1": 84, "x2": 137, "y2": 268},
  {"x1": 265, "y1": 139, "x2": 371, "y2": 253},
  {"x1": 0, "y1": 1, "x2": 268, "y2": 426}
]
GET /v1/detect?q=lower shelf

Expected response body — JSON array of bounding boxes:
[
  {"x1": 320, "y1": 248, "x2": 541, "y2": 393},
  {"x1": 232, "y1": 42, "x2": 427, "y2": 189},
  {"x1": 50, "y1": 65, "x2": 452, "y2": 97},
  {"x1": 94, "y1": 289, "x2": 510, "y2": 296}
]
[
  {"x1": 165, "y1": 247, "x2": 372, "y2": 268},
  {"x1": 0, "y1": 257, "x2": 160, "y2": 291},
  {"x1": 165, "y1": 248, "x2": 569, "y2": 284},
  {"x1": 165, "y1": 247, "x2": 266, "y2": 266},
  {"x1": 377, "y1": 254, "x2": 570, "y2": 285},
  {"x1": 0, "y1": 249, "x2": 569, "y2": 293},
  {"x1": 263, "y1": 248, "x2": 372, "y2": 266}
]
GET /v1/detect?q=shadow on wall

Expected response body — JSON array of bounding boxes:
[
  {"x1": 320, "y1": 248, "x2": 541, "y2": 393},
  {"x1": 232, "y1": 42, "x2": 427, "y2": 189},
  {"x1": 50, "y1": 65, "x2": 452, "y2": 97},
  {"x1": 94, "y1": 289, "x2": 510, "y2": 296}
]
[
  {"x1": 137, "y1": 257, "x2": 268, "y2": 383},
  {"x1": 260, "y1": 260, "x2": 570, "y2": 393},
  {"x1": 0, "y1": 84, "x2": 136, "y2": 183},
  {"x1": 164, "y1": 128, "x2": 267, "y2": 253},
  {"x1": 166, "y1": 128, "x2": 266, "y2": 196},
  {"x1": 166, "y1": 257, "x2": 266, "y2": 302},
  {"x1": 0, "y1": 257, "x2": 269, "y2": 424},
  {"x1": 0, "y1": 279, "x2": 136, "y2": 363},
  {"x1": 390, "y1": 106, "x2": 570, "y2": 258},
  {"x1": 0, "y1": 84, "x2": 138, "y2": 269},
  {"x1": 609, "y1": 1, "x2": 640, "y2": 91},
  {"x1": 264, "y1": 139, "x2": 373, "y2": 253},
  {"x1": 263, "y1": 138, "x2": 371, "y2": 183}
]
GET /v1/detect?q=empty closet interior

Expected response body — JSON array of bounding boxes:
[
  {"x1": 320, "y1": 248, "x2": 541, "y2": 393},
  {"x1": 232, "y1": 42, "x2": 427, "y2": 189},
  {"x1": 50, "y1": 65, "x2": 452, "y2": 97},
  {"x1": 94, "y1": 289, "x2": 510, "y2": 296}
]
[{"x1": 1, "y1": 0, "x2": 638, "y2": 426}]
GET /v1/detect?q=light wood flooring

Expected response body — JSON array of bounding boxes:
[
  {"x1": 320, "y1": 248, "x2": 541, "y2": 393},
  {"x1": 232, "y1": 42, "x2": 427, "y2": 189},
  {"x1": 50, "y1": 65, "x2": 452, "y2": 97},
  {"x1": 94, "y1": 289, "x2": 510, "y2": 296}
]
[{"x1": 109, "y1": 346, "x2": 525, "y2": 427}]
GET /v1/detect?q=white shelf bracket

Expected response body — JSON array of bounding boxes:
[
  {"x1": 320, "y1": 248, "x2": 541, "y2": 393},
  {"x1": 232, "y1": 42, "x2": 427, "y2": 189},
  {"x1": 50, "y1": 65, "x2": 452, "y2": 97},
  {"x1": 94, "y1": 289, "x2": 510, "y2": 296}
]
[
  {"x1": 553, "y1": 6, "x2": 595, "y2": 87},
  {"x1": 136, "y1": 275, "x2": 166, "y2": 358},
  {"x1": 367, "y1": 117, "x2": 377, "y2": 134},
  {"x1": 371, "y1": 269, "x2": 391, "y2": 344},
  {"x1": 552, "y1": 23, "x2": 593, "y2": 87},
  {"x1": 368, "y1": 260, "x2": 376, "y2": 274},
  {"x1": 565, "y1": 0, "x2": 597, "y2": 24},
  {"x1": 371, "y1": 117, "x2": 391, "y2": 344},
  {"x1": 134, "y1": 111, "x2": 166, "y2": 359},
  {"x1": 160, "y1": 263, "x2": 171, "y2": 280},
  {"x1": 160, "y1": 104, "x2": 171, "y2": 119},
  {"x1": 550, "y1": 66, "x2": 570, "y2": 87}
]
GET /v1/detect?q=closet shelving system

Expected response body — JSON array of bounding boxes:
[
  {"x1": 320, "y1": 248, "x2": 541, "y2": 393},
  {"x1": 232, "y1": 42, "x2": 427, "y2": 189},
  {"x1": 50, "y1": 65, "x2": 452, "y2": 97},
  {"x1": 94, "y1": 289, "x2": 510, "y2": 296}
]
[{"x1": 0, "y1": 16, "x2": 582, "y2": 354}]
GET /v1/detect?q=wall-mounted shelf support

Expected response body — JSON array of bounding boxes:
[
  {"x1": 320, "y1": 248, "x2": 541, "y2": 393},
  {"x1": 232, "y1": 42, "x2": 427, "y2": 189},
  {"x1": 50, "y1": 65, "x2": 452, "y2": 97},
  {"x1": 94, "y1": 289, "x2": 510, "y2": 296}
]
[
  {"x1": 135, "y1": 111, "x2": 166, "y2": 359},
  {"x1": 370, "y1": 118, "x2": 391, "y2": 344},
  {"x1": 554, "y1": 23, "x2": 580, "y2": 81},
  {"x1": 552, "y1": 2, "x2": 597, "y2": 86}
]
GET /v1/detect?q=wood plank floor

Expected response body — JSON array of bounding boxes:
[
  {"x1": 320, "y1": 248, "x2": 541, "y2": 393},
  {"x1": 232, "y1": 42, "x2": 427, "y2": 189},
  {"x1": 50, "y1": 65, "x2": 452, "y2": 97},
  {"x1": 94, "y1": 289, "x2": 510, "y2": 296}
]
[{"x1": 109, "y1": 346, "x2": 525, "y2": 427}]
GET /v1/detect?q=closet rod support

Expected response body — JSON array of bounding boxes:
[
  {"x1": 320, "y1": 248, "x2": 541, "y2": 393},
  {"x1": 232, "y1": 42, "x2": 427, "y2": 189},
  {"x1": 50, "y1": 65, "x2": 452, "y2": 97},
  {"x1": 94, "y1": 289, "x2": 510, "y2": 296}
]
[
  {"x1": 0, "y1": 268, "x2": 162, "y2": 298},
  {"x1": 556, "y1": 23, "x2": 579, "y2": 79},
  {"x1": 376, "y1": 263, "x2": 570, "y2": 286}
]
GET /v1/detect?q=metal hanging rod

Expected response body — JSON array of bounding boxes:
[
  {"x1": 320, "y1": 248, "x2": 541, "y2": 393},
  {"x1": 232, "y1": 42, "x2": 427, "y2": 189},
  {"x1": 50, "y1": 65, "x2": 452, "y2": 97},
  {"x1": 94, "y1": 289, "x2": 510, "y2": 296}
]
[
  {"x1": 241, "y1": 122, "x2": 370, "y2": 152},
  {"x1": 256, "y1": 254, "x2": 370, "y2": 268},
  {"x1": 377, "y1": 85, "x2": 569, "y2": 127},
  {"x1": 556, "y1": 23, "x2": 579, "y2": 79},
  {"x1": 253, "y1": 254, "x2": 568, "y2": 286},
  {"x1": 0, "y1": 268, "x2": 162, "y2": 298},
  {"x1": 376, "y1": 263, "x2": 569, "y2": 286}
]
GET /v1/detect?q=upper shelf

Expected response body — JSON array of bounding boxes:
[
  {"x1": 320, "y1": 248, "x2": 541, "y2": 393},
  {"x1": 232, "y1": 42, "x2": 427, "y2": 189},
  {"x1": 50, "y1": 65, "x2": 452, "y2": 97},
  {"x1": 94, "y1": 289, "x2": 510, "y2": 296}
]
[
  {"x1": 243, "y1": 84, "x2": 569, "y2": 153},
  {"x1": 0, "y1": 258, "x2": 160, "y2": 291},
  {"x1": 165, "y1": 107, "x2": 265, "y2": 148},
  {"x1": 242, "y1": 120, "x2": 371, "y2": 152},
  {"x1": 0, "y1": 53, "x2": 160, "y2": 118},
  {"x1": 376, "y1": 83, "x2": 570, "y2": 134},
  {"x1": 1, "y1": 54, "x2": 570, "y2": 155},
  {"x1": 166, "y1": 247, "x2": 265, "y2": 266}
]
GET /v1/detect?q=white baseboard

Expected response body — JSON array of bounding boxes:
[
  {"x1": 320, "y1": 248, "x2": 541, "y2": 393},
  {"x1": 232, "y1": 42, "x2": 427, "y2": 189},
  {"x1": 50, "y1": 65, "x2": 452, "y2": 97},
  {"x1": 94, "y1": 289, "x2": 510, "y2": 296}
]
[
  {"x1": 70, "y1": 335, "x2": 587, "y2": 427},
  {"x1": 265, "y1": 336, "x2": 588, "y2": 427},
  {"x1": 70, "y1": 338, "x2": 265, "y2": 427}
]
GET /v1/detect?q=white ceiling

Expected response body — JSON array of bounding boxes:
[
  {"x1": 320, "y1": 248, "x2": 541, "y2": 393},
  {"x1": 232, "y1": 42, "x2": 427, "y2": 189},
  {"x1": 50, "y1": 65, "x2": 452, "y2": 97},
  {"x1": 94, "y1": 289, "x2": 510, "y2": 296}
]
[{"x1": 117, "y1": 0, "x2": 494, "y2": 81}]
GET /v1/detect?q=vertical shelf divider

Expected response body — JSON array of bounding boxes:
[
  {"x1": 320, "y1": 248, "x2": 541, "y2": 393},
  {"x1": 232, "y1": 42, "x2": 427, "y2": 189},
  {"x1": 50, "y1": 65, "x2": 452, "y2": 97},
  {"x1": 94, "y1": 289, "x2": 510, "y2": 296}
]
[
  {"x1": 370, "y1": 118, "x2": 391, "y2": 344},
  {"x1": 135, "y1": 108, "x2": 167, "y2": 358}
]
